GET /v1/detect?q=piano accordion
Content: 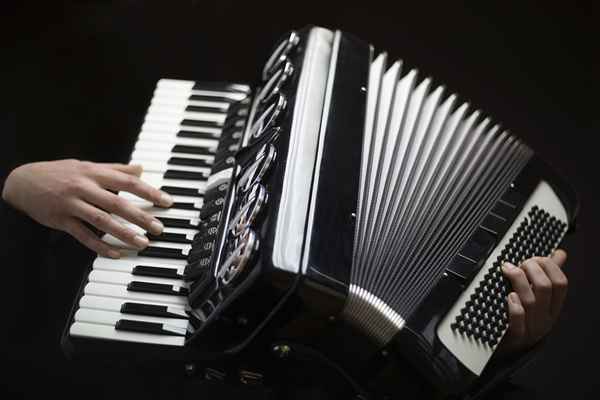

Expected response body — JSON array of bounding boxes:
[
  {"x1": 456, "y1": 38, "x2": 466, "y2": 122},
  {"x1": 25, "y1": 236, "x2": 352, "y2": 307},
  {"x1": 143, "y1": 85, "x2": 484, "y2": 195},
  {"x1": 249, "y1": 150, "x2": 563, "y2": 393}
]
[{"x1": 62, "y1": 26, "x2": 578, "y2": 395}]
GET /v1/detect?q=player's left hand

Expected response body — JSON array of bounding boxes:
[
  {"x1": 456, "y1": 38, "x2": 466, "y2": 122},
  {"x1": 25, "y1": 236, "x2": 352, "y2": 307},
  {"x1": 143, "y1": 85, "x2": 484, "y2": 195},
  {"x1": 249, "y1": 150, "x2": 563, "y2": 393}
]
[{"x1": 497, "y1": 249, "x2": 568, "y2": 356}]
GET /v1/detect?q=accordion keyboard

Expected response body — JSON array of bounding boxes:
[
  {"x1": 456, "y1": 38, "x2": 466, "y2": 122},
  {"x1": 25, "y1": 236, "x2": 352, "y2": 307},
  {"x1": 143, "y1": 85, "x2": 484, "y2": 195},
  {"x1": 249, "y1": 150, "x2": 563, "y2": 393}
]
[
  {"x1": 437, "y1": 180, "x2": 569, "y2": 375},
  {"x1": 69, "y1": 79, "x2": 250, "y2": 346}
]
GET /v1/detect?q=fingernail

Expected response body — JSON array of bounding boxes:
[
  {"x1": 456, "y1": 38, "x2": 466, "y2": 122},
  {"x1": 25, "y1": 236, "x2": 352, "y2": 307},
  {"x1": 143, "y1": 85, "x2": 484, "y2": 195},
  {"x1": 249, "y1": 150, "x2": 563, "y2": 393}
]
[
  {"x1": 508, "y1": 292, "x2": 519, "y2": 304},
  {"x1": 502, "y1": 261, "x2": 516, "y2": 271},
  {"x1": 132, "y1": 165, "x2": 143, "y2": 176},
  {"x1": 150, "y1": 220, "x2": 164, "y2": 235},
  {"x1": 108, "y1": 249, "x2": 121, "y2": 259},
  {"x1": 134, "y1": 234, "x2": 149, "y2": 249},
  {"x1": 160, "y1": 192, "x2": 173, "y2": 207}
]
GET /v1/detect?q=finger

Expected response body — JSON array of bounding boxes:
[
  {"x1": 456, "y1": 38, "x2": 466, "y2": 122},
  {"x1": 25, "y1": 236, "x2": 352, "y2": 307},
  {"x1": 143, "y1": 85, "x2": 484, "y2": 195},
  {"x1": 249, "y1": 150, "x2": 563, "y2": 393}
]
[
  {"x1": 92, "y1": 168, "x2": 172, "y2": 207},
  {"x1": 105, "y1": 163, "x2": 143, "y2": 177},
  {"x1": 551, "y1": 249, "x2": 567, "y2": 268},
  {"x1": 505, "y1": 292, "x2": 526, "y2": 347},
  {"x1": 536, "y1": 257, "x2": 568, "y2": 318},
  {"x1": 72, "y1": 200, "x2": 150, "y2": 250},
  {"x1": 79, "y1": 184, "x2": 164, "y2": 235},
  {"x1": 502, "y1": 262, "x2": 536, "y2": 311},
  {"x1": 521, "y1": 259, "x2": 552, "y2": 332},
  {"x1": 63, "y1": 218, "x2": 121, "y2": 259}
]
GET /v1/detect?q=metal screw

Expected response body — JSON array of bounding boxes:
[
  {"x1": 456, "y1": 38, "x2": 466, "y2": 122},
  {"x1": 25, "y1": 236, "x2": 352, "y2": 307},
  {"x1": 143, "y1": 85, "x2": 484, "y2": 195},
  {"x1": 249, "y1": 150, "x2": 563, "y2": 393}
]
[
  {"x1": 184, "y1": 363, "x2": 196, "y2": 376},
  {"x1": 272, "y1": 344, "x2": 292, "y2": 358},
  {"x1": 360, "y1": 86, "x2": 367, "y2": 92}
]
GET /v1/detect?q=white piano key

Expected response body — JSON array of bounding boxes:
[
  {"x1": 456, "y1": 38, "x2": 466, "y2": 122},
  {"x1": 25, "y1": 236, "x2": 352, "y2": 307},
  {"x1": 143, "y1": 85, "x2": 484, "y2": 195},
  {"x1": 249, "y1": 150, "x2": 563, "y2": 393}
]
[
  {"x1": 102, "y1": 232, "x2": 192, "y2": 250},
  {"x1": 141, "y1": 120, "x2": 222, "y2": 136},
  {"x1": 88, "y1": 269, "x2": 188, "y2": 288},
  {"x1": 156, "y1": 78, "x2": 249, "y2": 94},
  {"x1": 75, "y1": 308, "x2": 189, "y2": 329},
  {"x1": 148, "y1": 103, "x2": 227, "y2": 116},
  {"x1": 111, "y1": 218, "x2": 199, "y2": 237},
  {"x1": 145, "y1": 110, "x2": 226, "y2": 125},
  {"x1": 137, "y1": 131, "x2": 219, "y2": 147},
  {"x1": 153, "y1": 88, "x2": 248, "y2": 102},
  {"x1": 118, "y1": 192, "x2": 202, "y2": 208},
  {"x1": 140, "y1": 171, "x2": 208, "y2": 191},
  {"x1": 154, "y1": 85, "x2": 249, "y2": 101},
  {"x1": 156, "y1": 79, "x2": 196, "y2": 90},
  {"x1": 84, "y1": 282, "x2": 187, "y2": 306},
  {"x1": 134, "y1": 140, "x2": 216, "y2": 157},
  {"x1": 131, "y1": 228, "x2": 197, "y2": 243},
  {"x1": 112, "y1": 201, "x2": 201, "y2": 219},
  {"x1": 70, "y1": 322, "x2": 186, "y2": 346},
  {"x1": 131, "y1": 159, "x2": 210, "y2": 174},
  {"x1": 79, "y1": 295, "x2": 188, "y2": 317},
  {"x1": 131, "y1": 149, "x2": 214, "y2": 163},
  {"x1": 151, "y1": 96, "x2": 229, "y2": 110},
  {"x1": 92, "y1": 256, "x2": 186, "y2": 272}
]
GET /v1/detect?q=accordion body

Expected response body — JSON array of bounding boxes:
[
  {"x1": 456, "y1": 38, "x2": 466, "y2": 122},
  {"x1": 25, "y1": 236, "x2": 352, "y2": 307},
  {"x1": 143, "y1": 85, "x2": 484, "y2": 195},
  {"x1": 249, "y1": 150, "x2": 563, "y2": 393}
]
[{"x1": 62, "y1": 26, "x2": 578, "y2": 395}]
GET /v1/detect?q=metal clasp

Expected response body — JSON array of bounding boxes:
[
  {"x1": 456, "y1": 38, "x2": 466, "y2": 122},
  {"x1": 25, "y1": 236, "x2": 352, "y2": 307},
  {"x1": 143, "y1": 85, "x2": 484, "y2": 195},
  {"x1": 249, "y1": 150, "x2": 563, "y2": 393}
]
[
  {"x1": 217, "y1": 228, "x2": 259, "y2": 286},
  {"x1": 228, "y1": 183, "x2": 268, "y2": 236},
  {"x1": 248, "y1": 93, "x2": 286, "y2": 139},
  {"x1": 256, "y1": 60, "x2": 294, "y2": 106},
  {"x1": 237, "y1": 143, "x2": 277, "y2": 192},
  {"x1": 262, "y1": 31, "x2": 300, "y2": 81}
]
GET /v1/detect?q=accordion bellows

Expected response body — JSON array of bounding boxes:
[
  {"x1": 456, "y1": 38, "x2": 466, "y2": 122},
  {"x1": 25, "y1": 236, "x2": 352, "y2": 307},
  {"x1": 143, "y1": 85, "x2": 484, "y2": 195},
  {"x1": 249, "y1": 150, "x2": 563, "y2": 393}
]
[{"x1": 344, "y1": 52, "x2": 533, "y2": 344}]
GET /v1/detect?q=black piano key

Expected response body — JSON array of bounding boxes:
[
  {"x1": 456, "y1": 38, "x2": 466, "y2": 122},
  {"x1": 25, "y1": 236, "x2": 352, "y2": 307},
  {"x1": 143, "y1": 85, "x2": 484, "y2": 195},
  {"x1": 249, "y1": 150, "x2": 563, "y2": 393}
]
[
  {"x1": 146, "y1": 232, "x2": 193, "y2": 244},
  {"x1": 115, "y1": 319, "x2": 185, "y2": 336},
  {"x1": 160, "y1": 186, "x2": 202, "y2": 197},
  {"x1": 189, "y1": 94, "x2": 240, "y2": 103},
  {"x1": 172, "y1": 144, "x2": 216, "y2": 156},
  {"x1": 180, "y1": 119, "x2": 222, "y2": 128},
  {"x1": 177, "y1": 130, "x2": 220, "y2": 140},
  {"x1": 192, "y1": 82, "x2": 250, "y2": 93},
  {"x1": 155, "y1": 217, "x2": 199, "y2": 229},
  {"x1": 138, "y1": 246, "x2": 188, "y2": 260},
  {"x1": 168, "y1": 157, "x2": 212, "y2": 168},
  {"x1": 171, "y1": 202, "x2": 202, "y2": 211},
  {"x1": 127, "y1": 281, "x2": 189, "y2": 296},
  {"x1": 164, "y1": 170, "x2": 208, "y2": 181},
  {"x1": 186, "y1": 104, "x2": 227, "y2": 114},
  {"x1": 132, "y1": 265, "x2": 182, "y2": 279},
  {"x1": 120, "y1": 302, "x2": 187, "y2": 319}
]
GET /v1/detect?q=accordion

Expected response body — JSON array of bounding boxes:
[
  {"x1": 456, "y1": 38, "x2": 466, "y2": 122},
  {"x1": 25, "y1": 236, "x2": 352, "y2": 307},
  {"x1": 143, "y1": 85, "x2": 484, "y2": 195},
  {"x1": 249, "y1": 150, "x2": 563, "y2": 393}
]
[{"x1": 62, "y1": 26, "x2": 578, "y2": 395}]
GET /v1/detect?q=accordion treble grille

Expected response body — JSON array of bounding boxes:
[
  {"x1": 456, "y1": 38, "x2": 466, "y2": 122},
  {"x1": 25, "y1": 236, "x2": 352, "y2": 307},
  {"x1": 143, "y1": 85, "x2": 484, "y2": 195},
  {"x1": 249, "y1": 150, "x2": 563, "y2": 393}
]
[{"x1": 343, "y1": 53, "x2": 534, "y2": 344}]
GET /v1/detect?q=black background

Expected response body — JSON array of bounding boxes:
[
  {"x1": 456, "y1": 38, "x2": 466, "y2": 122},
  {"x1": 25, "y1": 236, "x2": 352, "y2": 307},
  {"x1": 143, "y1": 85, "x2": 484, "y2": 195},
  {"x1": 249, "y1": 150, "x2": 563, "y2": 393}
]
[{"x1": 1, "y1": 1, "x2": 597, "y2": 399}]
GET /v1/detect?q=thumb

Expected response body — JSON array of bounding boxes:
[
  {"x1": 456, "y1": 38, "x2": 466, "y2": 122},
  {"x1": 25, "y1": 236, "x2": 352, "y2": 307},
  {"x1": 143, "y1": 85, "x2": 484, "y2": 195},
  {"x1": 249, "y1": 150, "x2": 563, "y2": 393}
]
[{"x1": 551, "y1": 249, "x2": 567, "y2": 268}]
